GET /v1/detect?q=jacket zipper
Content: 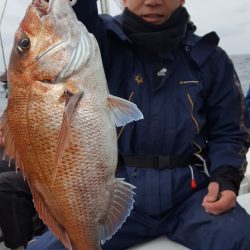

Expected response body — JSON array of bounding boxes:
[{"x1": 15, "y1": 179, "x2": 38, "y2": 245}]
[{"x1": 187, "y1": 93, "x2": 200, "y2": 133}]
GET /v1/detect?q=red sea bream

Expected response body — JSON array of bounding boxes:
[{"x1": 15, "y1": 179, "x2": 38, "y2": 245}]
[{"x1": 0, "y1": 0, "x2": 143, "y2": 249}]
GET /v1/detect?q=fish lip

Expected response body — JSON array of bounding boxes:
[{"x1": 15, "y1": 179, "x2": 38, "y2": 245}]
[
  {"x1": 32, "y1": 0, "x2": 77, "y2": 17},
  {"x1": 32, "y1": 0, "x2": 51, "y2": 17}
]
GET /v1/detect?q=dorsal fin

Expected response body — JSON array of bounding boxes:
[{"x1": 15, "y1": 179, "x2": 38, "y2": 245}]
[
  {"x1": 100, "y1": 178, "x2": 135, "y2": 243},
  {"x1": 107, "y1": 95, "x2": 143, "y2": 127}
]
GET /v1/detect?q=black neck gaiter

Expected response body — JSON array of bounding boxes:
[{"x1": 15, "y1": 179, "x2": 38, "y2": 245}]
[{"x1": 122, "y1": 6, "x2": 190, "y2": 54}]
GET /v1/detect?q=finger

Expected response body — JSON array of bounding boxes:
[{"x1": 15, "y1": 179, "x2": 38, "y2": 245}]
[
  {"x1": 203, "y1": 191, "x2": 236, "y2": 215},
  {"x1": 204, "y1": 182, "x2": 220, "y2": 203},
  {"x1": 205, "y1": 199, "x2": 227, "y2": 215},
  {"x1": 205, "y1": 201, "x2": 234, "y2": 215}
]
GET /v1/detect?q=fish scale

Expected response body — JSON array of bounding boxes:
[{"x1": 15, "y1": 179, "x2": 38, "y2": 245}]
[{"x1": 0, "y1": 0, "x2": 143, "y2": 249}]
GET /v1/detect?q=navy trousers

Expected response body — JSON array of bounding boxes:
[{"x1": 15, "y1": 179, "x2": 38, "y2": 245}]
[
  {"x1": 0, "y1": 158, "x2": 36, "y2": 249},
  {"x1": 26, "y1": 188, "x2": 250, "y2": 250},
  {"x1": 0, "y1": 146, "x2": 46, "y2": 248}
]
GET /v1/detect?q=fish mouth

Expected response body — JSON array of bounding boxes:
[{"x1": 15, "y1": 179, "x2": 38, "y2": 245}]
[
  {"x1": 32, "y1": 0, "x2": 50, "y2": 16},
  {"x1": 32, "y1": 0, "x2": 91, "y2": 84},
  {"x1": 32, "y1": 0, "x2": 77, "y2": 17}
]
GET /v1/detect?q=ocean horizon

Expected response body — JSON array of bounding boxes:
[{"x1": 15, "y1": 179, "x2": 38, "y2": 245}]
[{"x1": 231, "y1": 53, "x2": 250, "y2": 95}]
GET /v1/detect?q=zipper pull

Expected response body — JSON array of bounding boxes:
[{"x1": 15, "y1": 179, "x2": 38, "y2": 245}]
[{"x1": 191, "y1": 178, "x2": 197, "y2": 189}]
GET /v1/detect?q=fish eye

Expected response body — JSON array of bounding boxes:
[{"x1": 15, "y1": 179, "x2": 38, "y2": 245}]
[{"x1": 16, "y1": 37, "x2": 30, "y2": 54}]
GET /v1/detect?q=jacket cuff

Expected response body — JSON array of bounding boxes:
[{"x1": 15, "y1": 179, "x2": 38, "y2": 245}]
[{"x1": 210, "y1": 166, "x2": 244, "y2": 195}]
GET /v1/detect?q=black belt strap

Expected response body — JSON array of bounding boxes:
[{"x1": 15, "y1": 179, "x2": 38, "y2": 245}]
[{"x1": 118, "y1": 154, "x2": 202, "y2": 170}]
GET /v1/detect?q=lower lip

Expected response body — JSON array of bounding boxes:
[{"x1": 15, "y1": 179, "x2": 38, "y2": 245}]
[{"x1": 142, "y1": 16, "x2": 163, "y2": 24}]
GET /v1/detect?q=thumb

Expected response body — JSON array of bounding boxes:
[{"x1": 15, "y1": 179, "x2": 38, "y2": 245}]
[{"x1": 205, "y1": 182, "x2": 220, "y2": 202}]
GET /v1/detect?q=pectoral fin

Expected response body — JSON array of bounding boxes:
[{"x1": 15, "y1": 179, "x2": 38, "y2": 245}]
[
  {"x1": 107, "y1": 95, "x2": 143, "y2": 127},
  {"x1": 53, "y1": 90, "x2": 84, "y2": 184}
]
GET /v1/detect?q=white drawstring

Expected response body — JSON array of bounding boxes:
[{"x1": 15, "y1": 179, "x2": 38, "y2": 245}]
[
  {"x1": 189, "y1": 165, "x2": 194, "y2": 179},
  {"x1": 194, "y1": 153, "x2": 210, "y2": 177}
]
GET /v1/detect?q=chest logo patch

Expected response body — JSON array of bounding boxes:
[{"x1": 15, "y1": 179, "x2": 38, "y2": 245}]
[{"x1": 134, "y1": 74, "x2": 144, "y2": 85}]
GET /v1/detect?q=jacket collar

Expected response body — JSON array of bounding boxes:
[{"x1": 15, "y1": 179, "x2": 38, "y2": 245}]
[
  {"x1": 106, "y1": 15, "x2": 176, "y2": 61},
  {"x1": 105, "y1": 14, "x2": 219, "y2": 66},
  {"x1": 183, "y1": 31, "x2": 220, "y2": 66}
]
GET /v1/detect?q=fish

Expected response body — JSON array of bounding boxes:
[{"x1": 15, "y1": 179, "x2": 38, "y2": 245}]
[{"x1": 0, "y1": 0, "x2": 143, "y2": 249}]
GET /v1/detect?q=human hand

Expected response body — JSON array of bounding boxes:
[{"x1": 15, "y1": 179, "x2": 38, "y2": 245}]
[{"x1": 202, "y1": 182, "x2": 236, "y2": 215}]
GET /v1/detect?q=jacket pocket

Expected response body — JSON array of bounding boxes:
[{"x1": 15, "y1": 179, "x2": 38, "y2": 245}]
[{"x1": 179, "y1": 80, "x2": 200, "y2": 85}]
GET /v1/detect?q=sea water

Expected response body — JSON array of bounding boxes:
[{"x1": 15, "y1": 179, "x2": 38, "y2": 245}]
[{"x1": 231, "y1": 53, "x2": 250, "y2": 95}]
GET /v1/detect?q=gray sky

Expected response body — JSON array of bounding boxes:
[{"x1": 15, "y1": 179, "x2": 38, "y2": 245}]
[{"x1": 0, "y1": 0, "x2": 250, "y2": 73}]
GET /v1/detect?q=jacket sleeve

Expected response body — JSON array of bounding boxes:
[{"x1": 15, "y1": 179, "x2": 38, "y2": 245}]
[
  {"x1": 206, "y1": 50, "x2": 249, "y2": 194},
  {"x1": 73, "y1": 0, "x2": 107, "y2": 44},
  {"x1": 72, "y1": 1, "x2": 113, "y2": 74}
]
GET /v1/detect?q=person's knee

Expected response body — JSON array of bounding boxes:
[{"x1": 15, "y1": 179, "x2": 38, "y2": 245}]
[
  {"x1": 26, "y1": 230, "x2": 65, "y2": 250},
  {"x1": 213, "y1": 213, "x2": 250, "y2": 249},
  {"x1": 0, "y1": 192, "x2": 35, "y2": 248},
  {"x1": 232, "y1": 219, "x2": 250, "y2": 249}
]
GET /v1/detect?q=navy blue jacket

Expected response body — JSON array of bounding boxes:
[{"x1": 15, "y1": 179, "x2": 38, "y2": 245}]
[{"x1": 73, "y1": 1, "x2": 248, "y2": 194}]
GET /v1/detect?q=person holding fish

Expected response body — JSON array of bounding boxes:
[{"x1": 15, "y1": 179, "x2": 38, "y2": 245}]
[
  {"x1": 2, "y1": 0, "x2": 142, "y2": 249},
  {"x1": 5, "y1": 0, "x2": 249, "y2": 249}
]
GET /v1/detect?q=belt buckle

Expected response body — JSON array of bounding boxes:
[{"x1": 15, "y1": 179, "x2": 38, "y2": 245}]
[{"x1": 153, "y1": 155, "x2": 171, "y2": 170}]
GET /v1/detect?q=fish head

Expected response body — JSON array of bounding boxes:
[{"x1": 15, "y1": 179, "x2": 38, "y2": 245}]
[{"x1": 8, "y1": 0, "x2": 92, "y2": 88}]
